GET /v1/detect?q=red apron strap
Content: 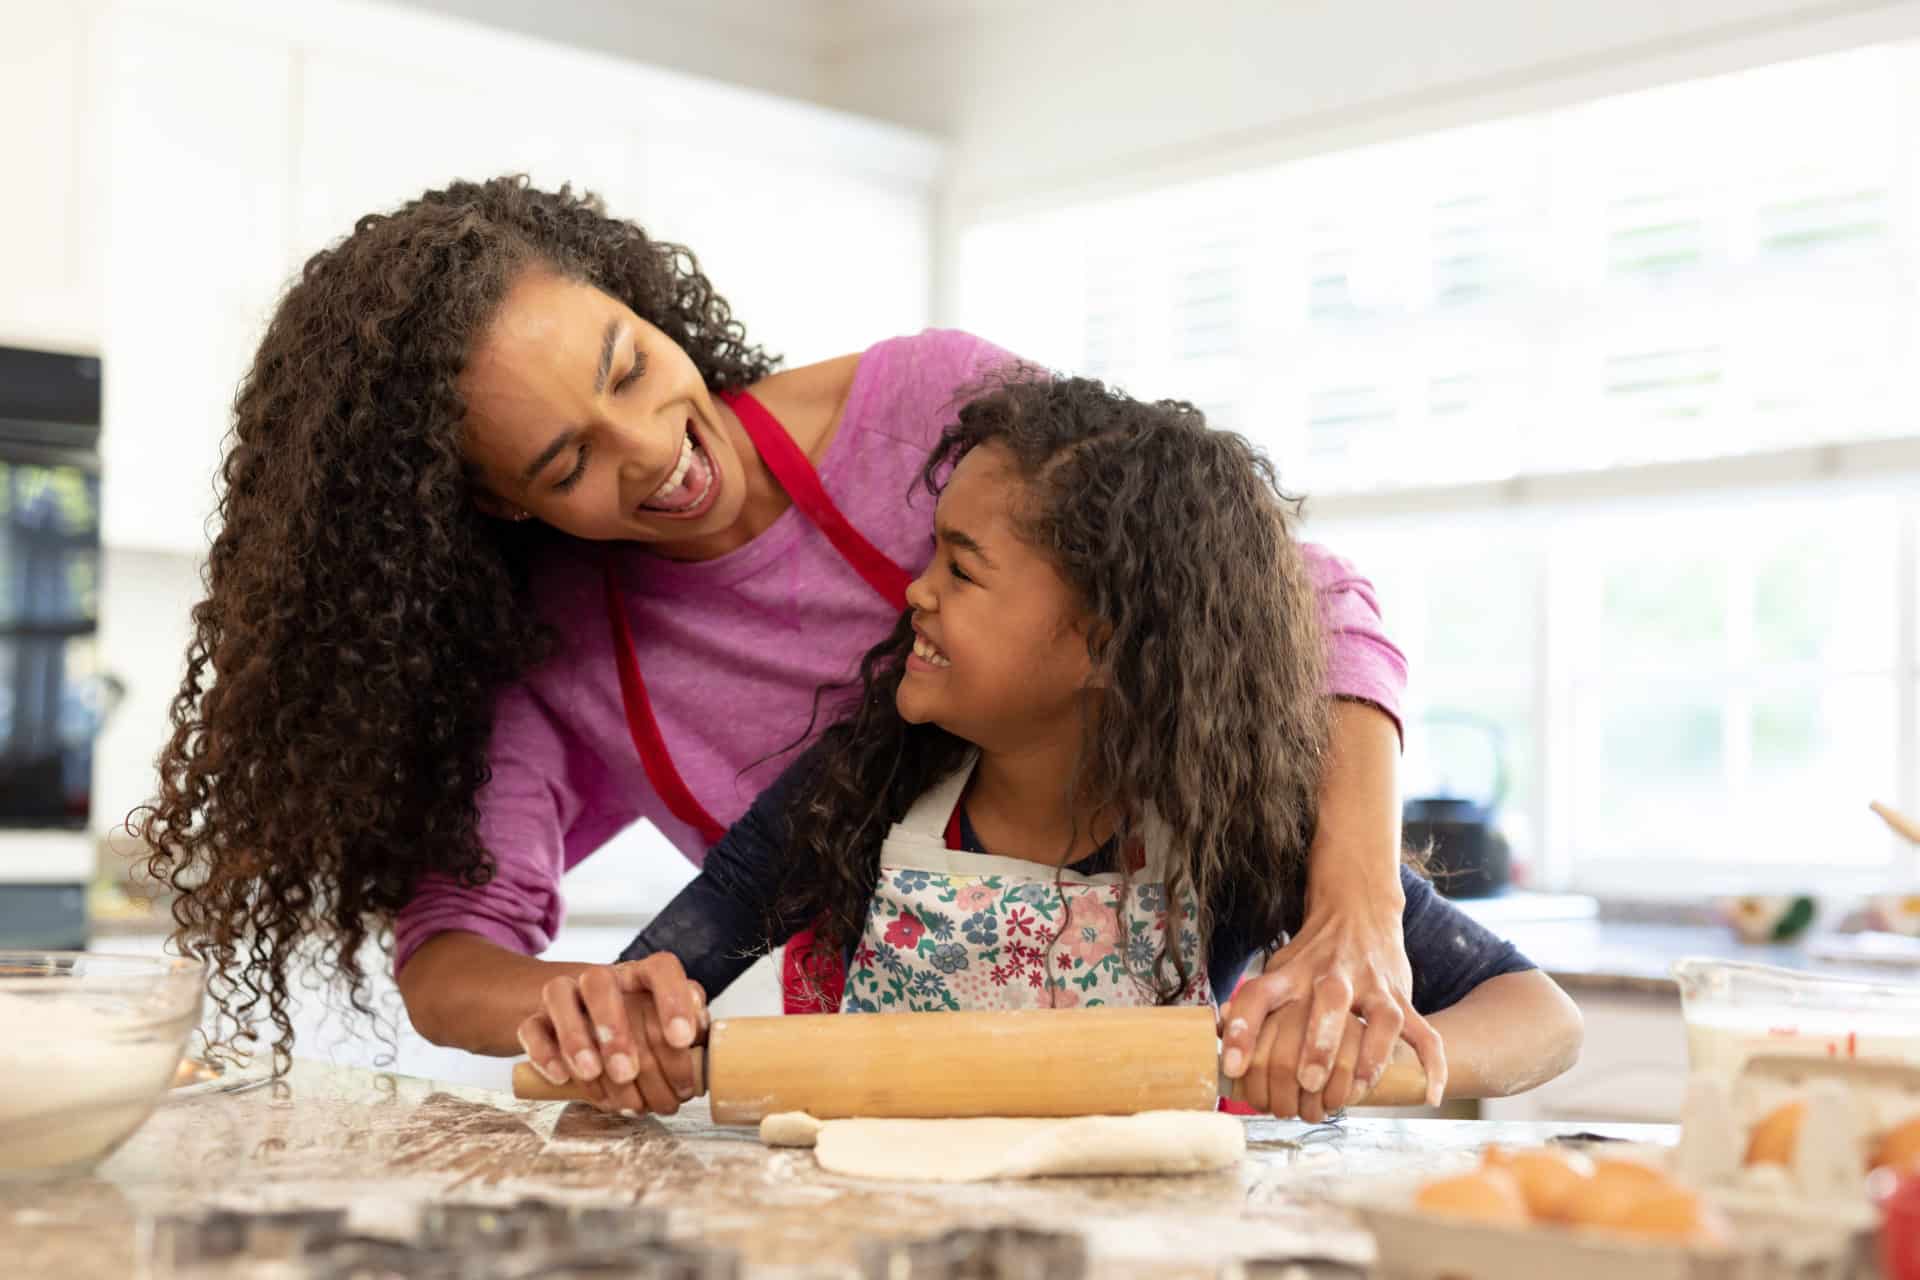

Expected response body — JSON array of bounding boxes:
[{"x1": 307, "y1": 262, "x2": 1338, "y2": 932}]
[
  {"x1": 719, "y1": 389, "x2": 911, "y2": 610},
  {"x1": 603, "y1": 559, "x2": 727, "y2": 847}
]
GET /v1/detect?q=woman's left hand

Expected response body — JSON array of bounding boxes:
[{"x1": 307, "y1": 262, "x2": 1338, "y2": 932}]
[{"x1": 1221, "y1": 900, "x2": 1447, "y2": 1108}]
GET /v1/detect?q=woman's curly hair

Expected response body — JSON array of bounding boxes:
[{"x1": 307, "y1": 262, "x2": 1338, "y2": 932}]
[
  {"x1": 134, "y1": 176, "x2": 778, "y2": 1066},
  {"x1": 779, "y1": 374, "x2": 1331, "y2": 1002}
]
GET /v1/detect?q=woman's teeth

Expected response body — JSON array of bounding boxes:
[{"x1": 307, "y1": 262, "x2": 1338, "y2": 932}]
[
  {"x1": 912, "y1": 636, "x2": 950, "y2": 668},
  {"x1": 648, "y1": 435, "x2": 694, "y2": 501},
  {"x1": 640, "y1": 430, "x2": 714, "y2": 513}
]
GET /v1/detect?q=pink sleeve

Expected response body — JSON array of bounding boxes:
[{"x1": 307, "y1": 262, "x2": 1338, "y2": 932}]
[
  {"x1": 1301, "y1": 542, "x2": 1408, "y2": 736},
  {"x1": 391, "y1": 681, "x2": 580, "y2": 973}
]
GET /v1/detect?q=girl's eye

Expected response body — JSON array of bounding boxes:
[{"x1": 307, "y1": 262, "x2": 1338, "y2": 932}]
[
  {"x1": 554, "y1": 440, "x2": 592, "y2": 493},
  {"x1": 949, "y1": 559, "x2": 973, "y2": 585},
  {"x1": 614, "y1": 348, "x2": 647, "y2": 393}
]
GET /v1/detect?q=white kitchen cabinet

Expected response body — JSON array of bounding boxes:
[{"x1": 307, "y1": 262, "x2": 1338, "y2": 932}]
[
  {"x1": 0, "y1": 2, "x2": 105, "y2": 353},
  {"x1": 99, "y1": 10, "x2": 294, "y2": 555}
]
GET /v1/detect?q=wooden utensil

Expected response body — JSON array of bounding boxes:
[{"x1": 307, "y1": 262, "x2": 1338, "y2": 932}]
[
  {"x1": 509, "y1": 1004, "x2": 1431, "y2": 1121},
  {"x1": 1872, "y1": 800, "x2": 1920, "y2": 846}
]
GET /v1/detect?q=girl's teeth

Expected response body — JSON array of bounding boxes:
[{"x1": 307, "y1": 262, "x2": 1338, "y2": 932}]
[{"x1": 912, "y1": 637, "x2": 950, "y2": 668}]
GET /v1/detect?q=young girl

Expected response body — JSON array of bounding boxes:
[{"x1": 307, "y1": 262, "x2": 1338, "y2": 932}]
[{"x1": 516, "y1": 375, "x2": 1582, "y2": 1120}]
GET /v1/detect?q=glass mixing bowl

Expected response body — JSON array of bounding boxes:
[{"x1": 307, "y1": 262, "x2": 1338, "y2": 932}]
[
  {"x1": 0, "y1": 951, "x2": 206, "y2": 1179},
  {"x1": 1673, "y1": 956, "x2": 1920, "y2": 1079}
]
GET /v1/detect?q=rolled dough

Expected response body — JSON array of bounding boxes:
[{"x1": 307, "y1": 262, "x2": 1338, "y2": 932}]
[{"x1": 755, "y1": 1110, "x2": 1245, "y2": 1182}]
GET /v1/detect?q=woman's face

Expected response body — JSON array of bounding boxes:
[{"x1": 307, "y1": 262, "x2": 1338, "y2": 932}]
[{"x1": 460, "y1": 267, "x2": 750, "y2": 555}]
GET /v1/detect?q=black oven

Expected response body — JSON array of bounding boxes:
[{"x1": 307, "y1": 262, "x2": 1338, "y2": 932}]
[
  {"x1": 0, "y1": 347, "x2": 107, "y2": 830},
  {"x1": 0, "y1": 347, "x2": 108, "y2": 948}
]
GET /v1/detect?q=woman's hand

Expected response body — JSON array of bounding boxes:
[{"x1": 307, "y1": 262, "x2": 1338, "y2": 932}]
[
  {"x1": 1221, "y1": 698, "x2": 1448, "y2": 1106},
  {"x1": 1222, "y1": 912, "x2": 1446, "y2": 1108},
  {"x1": 514, "y1": 952, "x2": 708, "y2": 1115}
]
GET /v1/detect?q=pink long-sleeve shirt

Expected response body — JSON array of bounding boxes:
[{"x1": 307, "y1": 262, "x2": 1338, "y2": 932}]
[{"x1": 392, "y1": 330, "x2": 1408, "y2": 971}]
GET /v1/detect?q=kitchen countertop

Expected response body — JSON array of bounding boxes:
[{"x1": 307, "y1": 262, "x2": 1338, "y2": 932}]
[
  {"x1": 1496, "y1": 918, "x2": 1914, "y2": 998},
  {"x1": 3, "y1": 1060, "x2": 1672, "y2": 1278}
]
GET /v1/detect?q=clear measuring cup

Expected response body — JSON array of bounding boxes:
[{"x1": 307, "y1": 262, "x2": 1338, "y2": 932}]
[{"x1": 1673, "y1": 956, "x2": 1920, "y2": 1078}]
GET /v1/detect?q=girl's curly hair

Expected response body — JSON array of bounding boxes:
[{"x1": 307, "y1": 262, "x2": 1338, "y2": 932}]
[
  {"x1": 779, "y1": 375, "x2": 1331, "y2": 1001},
  {"x1": 134, "y1": 176, "x2": 778, "y2": 1066}
]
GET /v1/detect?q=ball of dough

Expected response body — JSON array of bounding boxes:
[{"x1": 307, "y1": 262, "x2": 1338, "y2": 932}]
[
  {"x1": 1564, "y1": 1158, "x2": 1675, "y2": 1230},
  {"x1": 1481, "y1": 1145, "x2": 1595, "y2": 1222},
  {"x1": 1744, "y1": 1100, "x2": 1806, "y2": 1167},
  {"x1": 1873, "y1": 1115, "x2": 1920, "y2": 1175},
  {"x1": 1413, "y1": 1168, "x2": 1530, "y2": 1226}
]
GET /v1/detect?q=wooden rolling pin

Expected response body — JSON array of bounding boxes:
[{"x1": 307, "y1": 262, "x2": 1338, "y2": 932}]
[{"x1": 510, "y1": 1005, "x2": 1430, "y2": 1122}]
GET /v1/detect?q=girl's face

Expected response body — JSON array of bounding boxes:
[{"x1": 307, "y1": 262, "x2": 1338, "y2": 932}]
[
  {"x1": 460, "y1": 268, "x2": 751, "y2": 558},
  {"x1": 896, "y1": 445, "x2": 1096, "y2": 751}
]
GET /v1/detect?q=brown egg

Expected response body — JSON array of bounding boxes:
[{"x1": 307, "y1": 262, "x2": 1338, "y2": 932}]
[
  {"x1": 1564, "y1": 1158, "x2": 1675, "y2": 1230},
  {"x1": 1606, "y1": 1186, "x2": 1729, "y2": 1245},
  {"x1": 1744, "y1": 1100, "x2": 1806, "y2": 1167},
  {"x1": 1873, "y1": 1115, "x2": 1920, "y2": 1174},
  {"x1": 1414, "y1": 1168, "x2": 1531, "y2": 1226},
  {"x1": 1482, "y1": 1145, "x2": 1596, "y2": 1222}
]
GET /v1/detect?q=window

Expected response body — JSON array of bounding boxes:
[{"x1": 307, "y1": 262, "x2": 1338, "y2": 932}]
[{"x1": 955, "y1": 43, "x2": 1920, "y2": 891}]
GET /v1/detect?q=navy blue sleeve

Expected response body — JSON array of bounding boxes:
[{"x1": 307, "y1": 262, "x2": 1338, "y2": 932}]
[
  {"x1": 1206, "y1": 865, "x2": 1534, "y2": 1010},
  {"x1": 613, "y1": 751, "x2": 815, "y2": 1000},
  {"x1": 1401, "y1": 867, "x2": 1536, "y2": 1014}
]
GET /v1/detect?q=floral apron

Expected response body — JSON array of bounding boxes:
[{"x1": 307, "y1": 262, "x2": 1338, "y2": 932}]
[{"x1": 839, "y1": 754, "x2": 1213, "y2": 1015}]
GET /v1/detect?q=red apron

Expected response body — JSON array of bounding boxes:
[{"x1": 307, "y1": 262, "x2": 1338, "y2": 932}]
[{"x1": 604, "y1": 388, "x2": 911, "y2": 1015}]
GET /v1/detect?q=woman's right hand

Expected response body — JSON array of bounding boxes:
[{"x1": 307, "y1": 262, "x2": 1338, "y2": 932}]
[{"x1": 514, "y1": 952, "x2": 708, "y2": 1115}]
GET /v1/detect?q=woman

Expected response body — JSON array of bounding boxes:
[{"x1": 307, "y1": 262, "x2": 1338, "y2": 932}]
[{"x1": 139, "y1": 176, "x2": 1442, "y2": 1110}]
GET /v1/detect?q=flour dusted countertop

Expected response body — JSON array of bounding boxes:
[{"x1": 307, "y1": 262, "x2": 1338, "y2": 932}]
[{"x1": 2, "y1": 1060, "x2": 1671, "y2": 1277}]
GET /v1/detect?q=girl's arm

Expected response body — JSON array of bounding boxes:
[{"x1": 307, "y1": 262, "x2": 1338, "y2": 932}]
[
  {"x1": 1233, "y1": 967, "x2": 1581, "y2": 1121},
  {"x1": 1374, "y1": 969, "x2": 1582, "y2": 1104},
  {"x1": 1232, "y1": 864, "x2": 1581, "y2": 1120}
]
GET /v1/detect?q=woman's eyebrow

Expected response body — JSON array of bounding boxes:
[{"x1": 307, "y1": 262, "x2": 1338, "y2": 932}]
[
  {"x1": 517, "y1": 318, "x2": 624, "y2": 487},
  {"x1": 591, "y1": 317, "x2": 621, "y2": 394}
]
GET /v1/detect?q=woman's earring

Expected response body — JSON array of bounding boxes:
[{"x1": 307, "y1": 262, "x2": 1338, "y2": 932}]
[{"x1": 511, "y1": 510, "x2": 533, "y2": 522}]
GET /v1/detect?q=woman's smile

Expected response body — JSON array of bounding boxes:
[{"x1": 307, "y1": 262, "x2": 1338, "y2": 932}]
[{"x1": 635, "y1": 419, "x2": 722, "y2": 520}]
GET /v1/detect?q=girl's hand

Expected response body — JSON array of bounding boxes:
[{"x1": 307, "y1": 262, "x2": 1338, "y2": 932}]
[
  {"x1": 1228, "y1": 996, "x2": 1370, "y2": 1122},
  {"x1": 514, "y1": 952, "x2": 708, "y2": 1115},
  {"x1": 1220, "y1": 910, "x2": 1448, "y2": 1108}
]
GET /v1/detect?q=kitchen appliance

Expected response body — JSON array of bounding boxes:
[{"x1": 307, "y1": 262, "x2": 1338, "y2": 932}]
[
  {"x1": 1402, "y1": 710, "x2": 1511, "y2": 898},
  {"x1": 0, "y1": 347, "x2": 109, "y2": 949}
]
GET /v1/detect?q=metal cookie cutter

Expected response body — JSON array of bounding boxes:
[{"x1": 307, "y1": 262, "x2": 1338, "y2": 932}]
[
  {"x1": 859, "y1": 1225, "x2": 1088, "y2": 1280},
  {"x1": 502, "y1": 1243, "x2": 741, "y2": 1280},
  {"x1": 147, "y1": 1207, "x2": 349, "y2": 1269},
  {"x1": 419, "y1": 1199, "x2": 665, "y2": 1255},
  {"x1": 1221, "y1": 1257, "x2": 1371, "y2": 1279}
]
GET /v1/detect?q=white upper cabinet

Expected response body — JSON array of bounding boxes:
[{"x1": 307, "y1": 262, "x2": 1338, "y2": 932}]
[
  {"x1": 99, "y1": 10, "x2": 294, "y2": 554},
  {"x1": 0, "y1": 3, "x2": 105, "y2": 353}
]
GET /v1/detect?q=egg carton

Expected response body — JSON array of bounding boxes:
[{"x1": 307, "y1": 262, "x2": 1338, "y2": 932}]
[
  {"x1": 1343, "y1": 1170, "x2": 1870, "y2": 1280},
  {"x1": 1674, "y1": 1053, "x2": 1920, "y2": 1215}
]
